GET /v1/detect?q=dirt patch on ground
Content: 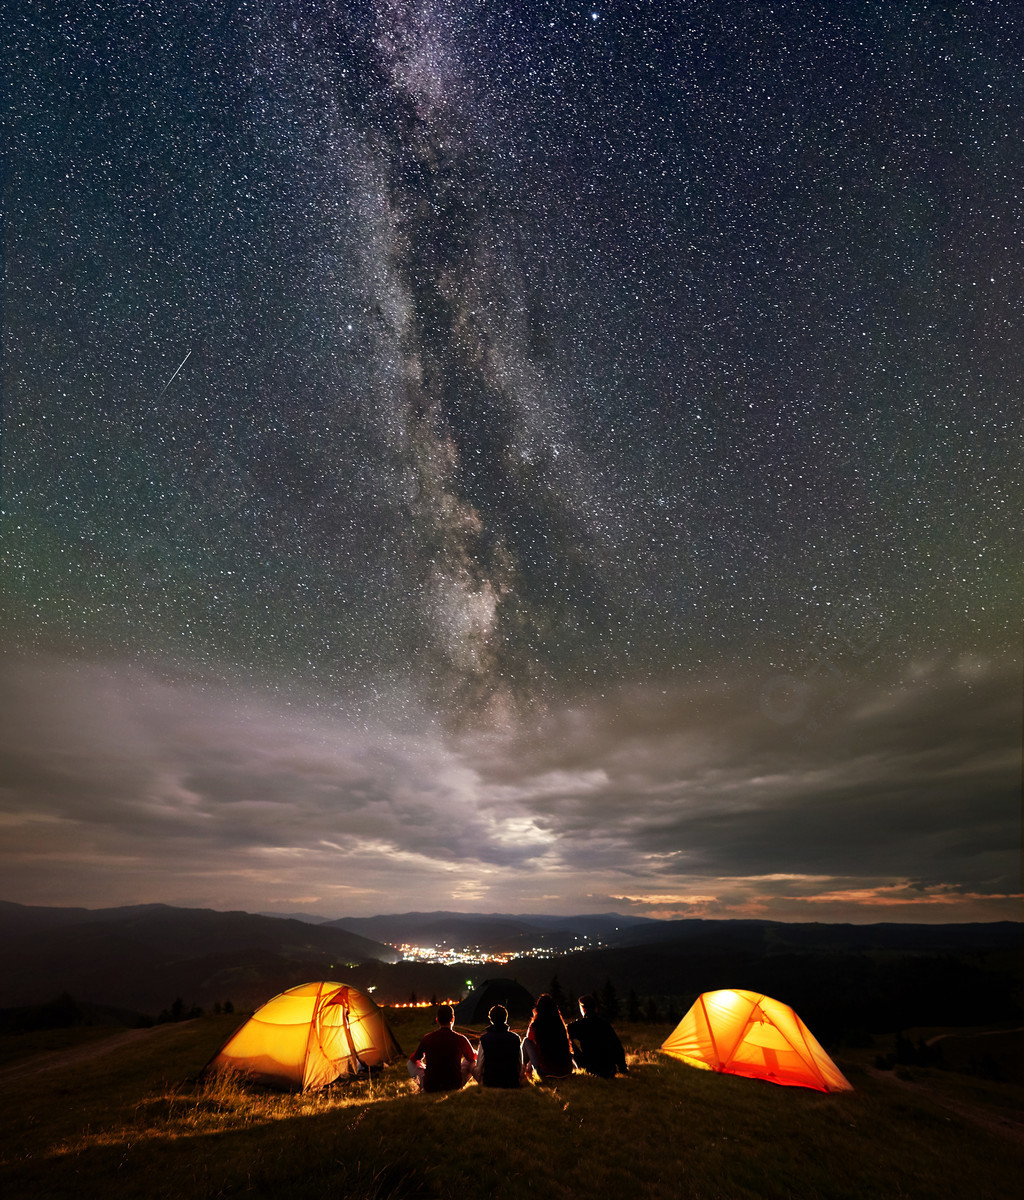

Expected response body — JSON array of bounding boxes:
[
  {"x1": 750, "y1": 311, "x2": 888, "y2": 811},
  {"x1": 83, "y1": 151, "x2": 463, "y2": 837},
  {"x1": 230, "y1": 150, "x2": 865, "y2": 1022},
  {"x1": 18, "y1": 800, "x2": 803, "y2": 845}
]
[
  {"x1": 925, "y1": 1027, "x2": 1024, "y2": 1084},
  {"x1": 0, "y1": 1022, "x2": 196, "y2": 1085},
  {"x1": 866, "y1": 1065, "x2": 1024, "y2": 1145}
]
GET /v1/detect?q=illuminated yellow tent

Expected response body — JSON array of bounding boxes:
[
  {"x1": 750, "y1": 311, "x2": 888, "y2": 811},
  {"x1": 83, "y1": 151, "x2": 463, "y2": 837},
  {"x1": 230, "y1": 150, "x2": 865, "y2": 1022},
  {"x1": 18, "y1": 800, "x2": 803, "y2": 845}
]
[
  {"x1": 208, "y1": 981, "x2": 402, "y2": 1091},
  {"x1": 661, "y1": 989, "x2": 852, "y2": 1092}
]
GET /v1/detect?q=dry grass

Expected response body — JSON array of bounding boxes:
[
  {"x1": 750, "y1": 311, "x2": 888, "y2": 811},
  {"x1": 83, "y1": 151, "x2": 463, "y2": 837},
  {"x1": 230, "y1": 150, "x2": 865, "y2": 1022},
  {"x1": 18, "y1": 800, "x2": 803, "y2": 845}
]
[{"x1": 0, "y1": 1016, "x2": 1021, "y2": 1200}]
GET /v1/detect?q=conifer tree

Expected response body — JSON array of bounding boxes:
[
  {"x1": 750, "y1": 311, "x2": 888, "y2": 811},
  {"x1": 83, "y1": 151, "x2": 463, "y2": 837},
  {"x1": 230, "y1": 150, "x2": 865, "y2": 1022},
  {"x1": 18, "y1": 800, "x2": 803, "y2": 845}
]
[{"x1": 600, "y1": 978, "x2": 621, "y2": 1020}]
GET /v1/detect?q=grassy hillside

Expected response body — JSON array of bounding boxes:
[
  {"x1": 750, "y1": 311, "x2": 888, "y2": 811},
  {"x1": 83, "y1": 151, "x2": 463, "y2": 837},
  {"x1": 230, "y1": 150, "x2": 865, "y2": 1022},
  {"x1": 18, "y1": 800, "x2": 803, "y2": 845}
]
[{"x1": 0, "y1": 1012, "x2": 1021, "y2": 1200}]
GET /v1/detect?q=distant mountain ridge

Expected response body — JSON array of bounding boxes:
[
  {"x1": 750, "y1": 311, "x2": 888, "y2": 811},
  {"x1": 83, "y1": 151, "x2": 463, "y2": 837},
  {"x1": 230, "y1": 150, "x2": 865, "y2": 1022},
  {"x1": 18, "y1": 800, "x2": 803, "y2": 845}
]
[
  {"x1": 325, "y1": 910, "x2": 1021, "y2": 955},
  {"x1": 326, "y1": 911, "x2": 655, "y2": 952},
  {"x1": 258, "y1": 911, "x2": 332, "y2": 925},
  {"x1": 1, "y1": 901, "x2": 1018, "y2": 1026},
  {"x1": 0, "y1": 901, "x2": 399, "y2": 1013},
  {"x1": 592, "y1": 916, "x2": 1024, "y2": 953}
]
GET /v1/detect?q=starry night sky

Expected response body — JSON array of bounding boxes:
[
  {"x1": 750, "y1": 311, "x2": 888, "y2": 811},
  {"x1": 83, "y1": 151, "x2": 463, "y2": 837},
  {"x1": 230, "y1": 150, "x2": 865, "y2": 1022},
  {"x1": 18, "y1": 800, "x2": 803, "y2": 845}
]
[{"x1": 3, "y1": 0, "x2": 1021, "y2": 921}]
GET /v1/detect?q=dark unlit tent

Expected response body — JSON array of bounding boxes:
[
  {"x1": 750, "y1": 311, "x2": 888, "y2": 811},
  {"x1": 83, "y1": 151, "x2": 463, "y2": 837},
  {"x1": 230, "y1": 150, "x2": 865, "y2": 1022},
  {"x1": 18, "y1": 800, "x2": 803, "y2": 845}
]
[{"x1": 454, "y1": 978, "x2": 535, "y2": 1024}]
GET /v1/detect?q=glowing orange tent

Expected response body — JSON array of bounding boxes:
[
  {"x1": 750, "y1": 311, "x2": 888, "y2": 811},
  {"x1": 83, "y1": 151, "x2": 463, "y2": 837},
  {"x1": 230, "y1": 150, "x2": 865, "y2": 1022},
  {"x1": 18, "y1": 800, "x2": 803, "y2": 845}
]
[
  {"x1": 208, "y1": 981, "x2": 401, "y2": 1091},
  {"x1": 661, "y1": 988, "x2": 852, "y2": 1092}
]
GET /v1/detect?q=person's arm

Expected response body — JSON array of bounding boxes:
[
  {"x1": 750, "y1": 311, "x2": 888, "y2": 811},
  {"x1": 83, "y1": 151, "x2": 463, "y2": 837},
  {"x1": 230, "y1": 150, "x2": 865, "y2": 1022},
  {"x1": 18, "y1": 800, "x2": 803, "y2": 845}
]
[
  {"x1": 454, "y1": 1032, "x2": 477, "y2": 1067},
  {"x1": 473, "y1": 1041, "x2": 485, "y2": 1080},
  {"x1": 408, "y1": 1037, "x2": 427, "y2": 1065},
  {"x1": 566, "y1": 1019, "x2": 584, "y2": 1067},
  {"x1": 612, "y1": 1028, "x2": 627, "y2": 1073}
]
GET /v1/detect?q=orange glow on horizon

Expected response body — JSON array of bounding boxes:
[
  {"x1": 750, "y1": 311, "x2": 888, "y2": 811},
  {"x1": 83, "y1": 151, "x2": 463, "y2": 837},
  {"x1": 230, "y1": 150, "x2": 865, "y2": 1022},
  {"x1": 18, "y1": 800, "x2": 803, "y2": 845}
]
[
  {"x1": 386, "y1": 1000, "x2": 460, "y2": 1009},
  {"x1": 614, "y1": 882, "x2": 1022, "y2": 920}
]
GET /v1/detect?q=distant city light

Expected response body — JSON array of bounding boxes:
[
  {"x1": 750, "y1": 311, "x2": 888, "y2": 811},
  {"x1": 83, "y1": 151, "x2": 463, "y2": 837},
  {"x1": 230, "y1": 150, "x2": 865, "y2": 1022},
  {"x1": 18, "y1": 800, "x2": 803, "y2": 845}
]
[
  {"x1": 388, "y1": 1000, "x2": 457, "y2": 1009},
  {"x1": 390, "y1": 939, "x2": 601, "y2": 966}
]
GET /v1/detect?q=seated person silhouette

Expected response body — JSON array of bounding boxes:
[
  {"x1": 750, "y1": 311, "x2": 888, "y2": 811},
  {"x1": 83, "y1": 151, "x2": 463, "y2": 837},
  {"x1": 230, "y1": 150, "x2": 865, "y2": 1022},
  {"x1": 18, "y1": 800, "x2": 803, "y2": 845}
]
[
  {"x1": 522, "y1": 993, "x2": 575, "y2": 1080},
  {"x1": 474, "y1": 1005, "x2": 524, "y2": 1088},
  {"x1": 408, "y1": 1004, "x2": 476, "y2": 1092},
  {"x1": 567, "y1": 994, "x2": 627, "y2": 1078}
]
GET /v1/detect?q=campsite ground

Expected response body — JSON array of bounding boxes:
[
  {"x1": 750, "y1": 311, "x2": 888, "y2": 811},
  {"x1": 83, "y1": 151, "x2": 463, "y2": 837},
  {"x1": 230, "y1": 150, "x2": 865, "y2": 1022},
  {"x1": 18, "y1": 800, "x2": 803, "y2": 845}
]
[{"x1": 0, "y1": 1011, "x2": 1022, "y2": 1200}]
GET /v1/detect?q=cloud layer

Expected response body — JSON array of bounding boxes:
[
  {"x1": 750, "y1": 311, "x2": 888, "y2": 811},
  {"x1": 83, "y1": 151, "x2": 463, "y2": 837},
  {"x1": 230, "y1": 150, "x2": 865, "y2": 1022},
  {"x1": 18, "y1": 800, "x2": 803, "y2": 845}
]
[{"x1": 2, "y1": 652, "x2": 1017, "y2": 921}]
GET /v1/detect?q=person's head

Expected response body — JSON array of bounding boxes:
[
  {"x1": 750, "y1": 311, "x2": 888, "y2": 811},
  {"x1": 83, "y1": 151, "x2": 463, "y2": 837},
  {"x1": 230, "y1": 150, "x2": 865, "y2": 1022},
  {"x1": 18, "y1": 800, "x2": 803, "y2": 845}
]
[
  {"x1": 488, "y1": 1004, "x2": 508, "y2": 1027},
  {"x1": 532, "y1": 993, "x2": 563, "y2": 1024},
  {"x1": 435, "y1": 1004, "x2": 455, "y2": 1027},
  {"x1": 578, "y1": 994, "x2": 597, "y2": 1016}
]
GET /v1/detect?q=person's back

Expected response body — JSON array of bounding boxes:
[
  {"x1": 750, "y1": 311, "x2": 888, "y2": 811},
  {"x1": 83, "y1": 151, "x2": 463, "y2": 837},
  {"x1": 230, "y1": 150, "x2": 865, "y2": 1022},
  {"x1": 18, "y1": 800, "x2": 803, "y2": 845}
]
[
  {"x1": 523, "y1": 993, "x2": 574, "y2": 1079},
  {"x1": 476, "y1": 1006, "x2": 523, "y2": 1088},
  {"x1": 408, "y1": 1005, "x2": 476, "y2": 1092},
  {"x1": 567, "y1": 994, "x2": 627, "y2": 1078}
]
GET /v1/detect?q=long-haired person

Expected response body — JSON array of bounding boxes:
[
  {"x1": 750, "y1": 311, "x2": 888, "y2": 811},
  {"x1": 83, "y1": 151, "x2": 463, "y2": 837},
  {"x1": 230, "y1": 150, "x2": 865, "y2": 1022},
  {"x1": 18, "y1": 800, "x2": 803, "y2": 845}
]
[{"x1": 522, "y1": 993, "x2": 574, "y2": 1080}]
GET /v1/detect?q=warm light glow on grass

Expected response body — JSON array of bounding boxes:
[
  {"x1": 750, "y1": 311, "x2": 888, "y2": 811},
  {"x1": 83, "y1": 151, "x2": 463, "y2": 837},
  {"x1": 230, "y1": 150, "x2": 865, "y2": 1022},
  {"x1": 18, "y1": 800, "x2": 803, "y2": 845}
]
[
  {"x1": 2, "y1": 1017, "x2": 1021, "y2": 1200},
  {"x1": 52, "y1": 1065, "x2": 422, "y2": 1157}
]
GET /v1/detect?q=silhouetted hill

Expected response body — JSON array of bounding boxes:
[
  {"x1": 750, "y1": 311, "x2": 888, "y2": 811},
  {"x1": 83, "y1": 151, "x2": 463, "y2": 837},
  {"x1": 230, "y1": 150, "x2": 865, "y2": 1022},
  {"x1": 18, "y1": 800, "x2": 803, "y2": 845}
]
[
  {"x1": 327, "y1": 910, "x2": 652, "y2": 951},
  {"x1": 0, "y1": 902, "x2": 398, "y2": 1013},
  {"x1": 0, "y1": 992, "x2": 148, "y2": 1034},
  {"x1": 503, "y1": 926, "x2": 1023, "y2": 1040},
  {"x1": 3, "y1": 902, "x2": 1018, "y2": 1032},
  {"x1": 604, "y1": 917, "x2": 1023, "y2": 954},
  {"x1": 258, "y1": 911, "x2": 331, "y2": 924},
  {"x1": 0, "y1": 899, "x2": 98, "y2": 935}
]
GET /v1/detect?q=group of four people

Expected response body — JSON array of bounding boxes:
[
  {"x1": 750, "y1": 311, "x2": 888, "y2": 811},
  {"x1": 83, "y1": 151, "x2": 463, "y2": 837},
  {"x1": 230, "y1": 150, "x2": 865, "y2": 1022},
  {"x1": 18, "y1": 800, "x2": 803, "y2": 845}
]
[{"x1": 408, "y1": 993, "x2": 627, "y2": 1093}]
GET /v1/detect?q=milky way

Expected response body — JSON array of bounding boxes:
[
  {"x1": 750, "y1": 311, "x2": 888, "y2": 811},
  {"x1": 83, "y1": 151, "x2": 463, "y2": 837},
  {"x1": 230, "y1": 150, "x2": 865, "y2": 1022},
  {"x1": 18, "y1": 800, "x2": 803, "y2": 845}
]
[{"x1": 2, "y1": 1, "x2": 1021, "y2": 918}]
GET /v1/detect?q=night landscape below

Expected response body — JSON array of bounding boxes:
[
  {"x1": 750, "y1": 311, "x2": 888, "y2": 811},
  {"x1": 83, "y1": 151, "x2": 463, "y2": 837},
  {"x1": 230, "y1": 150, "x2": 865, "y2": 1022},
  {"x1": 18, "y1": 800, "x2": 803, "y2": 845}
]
[{"x1": 1, "y1": 899, "x2": 1021, "y2": 1199}]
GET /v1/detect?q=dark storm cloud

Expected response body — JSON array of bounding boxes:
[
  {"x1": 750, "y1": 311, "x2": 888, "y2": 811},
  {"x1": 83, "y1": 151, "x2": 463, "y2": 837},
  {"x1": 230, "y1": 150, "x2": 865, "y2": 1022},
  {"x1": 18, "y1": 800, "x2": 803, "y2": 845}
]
[
  {"x1": 0, "y1": 651, "x2": 1017, "y2": 918},
  {"x1": 463, "y1": 657, "x2": 1020, "y2": 898}
]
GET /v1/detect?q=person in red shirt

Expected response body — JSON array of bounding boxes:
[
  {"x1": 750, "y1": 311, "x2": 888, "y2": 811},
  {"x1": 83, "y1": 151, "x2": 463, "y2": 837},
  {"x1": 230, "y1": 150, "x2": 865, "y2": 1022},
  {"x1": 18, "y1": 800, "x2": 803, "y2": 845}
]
[{"x1": 408, "y1": 1004, "x2": 476, "y2": 1092}]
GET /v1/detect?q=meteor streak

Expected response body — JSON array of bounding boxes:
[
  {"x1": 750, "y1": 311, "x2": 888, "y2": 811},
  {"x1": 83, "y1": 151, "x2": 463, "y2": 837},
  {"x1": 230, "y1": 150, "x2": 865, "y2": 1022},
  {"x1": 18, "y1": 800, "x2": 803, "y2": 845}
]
[{"x1": 154, "y1": 349, "x2": 192, "y2": 400}]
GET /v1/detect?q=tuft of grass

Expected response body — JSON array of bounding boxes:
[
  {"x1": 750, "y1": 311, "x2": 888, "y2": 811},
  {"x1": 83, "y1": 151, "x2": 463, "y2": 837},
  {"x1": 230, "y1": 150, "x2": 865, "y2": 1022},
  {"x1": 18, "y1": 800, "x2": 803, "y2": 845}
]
[{"x1": 0, "y1": 1018, "x2": 1021, "y2": 1200}]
